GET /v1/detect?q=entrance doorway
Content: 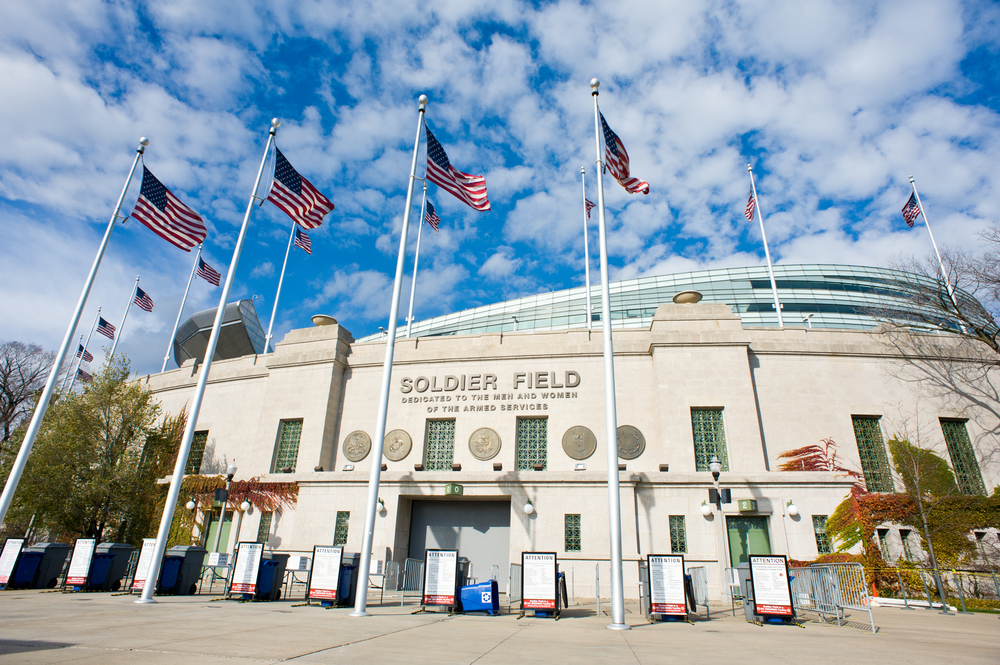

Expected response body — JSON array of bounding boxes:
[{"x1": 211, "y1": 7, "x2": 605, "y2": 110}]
[
  {"x1": 204, "y1": 511, "x2": 233, "y2": 552},
  {"x1": 408, "y1": 500, "x2": 511, "y2": 592},
  {"x1": 726, "y1": 515, "x2": 771, "y2": 566}
]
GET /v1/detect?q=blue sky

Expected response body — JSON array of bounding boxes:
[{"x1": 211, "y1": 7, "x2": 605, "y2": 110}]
[{"x1": 2, "y1": 0, "x2": 999, "y2": 377}]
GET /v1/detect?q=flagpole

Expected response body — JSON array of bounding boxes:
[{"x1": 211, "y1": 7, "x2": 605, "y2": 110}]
[
  {"x1": 108, "y1": 276, "x2": 139, "y2": 360},
  {"x1": 590, "y1": 79, "x2": 629, "y2": 631},
  {"x1": 405, "y1": 182, "x2": 428, "y2": 338},
  {"x1": 66, "y1": 310, "x2": 102, "y2": 393},
  {"x1": 60, "y1": 335, "x2": 85, "y2": 393},
  {"x1": 581, "y1": 166, "x2": 593, "y2": 330},
  {"x1": 352, "y1": 94, "x2": 427, "y2": 618},
  {"x1": 909, "y1": 176, "x2": 965, "y2": 328},
  {"x1": 0, "y1": 138, "x2": 147, "y2": 526},
  {"x1": 138, "y1": 120, "x2": 279, "y2": 604},
  {"x1": 747, "y1": 165, "x2": 784, "y2": 328},
  {"x1": 264, "y1": 221, "x2": 297, "y2": 353},
  {"x1": 162, "y1": 245, "x2": 202, "y2": 372}
]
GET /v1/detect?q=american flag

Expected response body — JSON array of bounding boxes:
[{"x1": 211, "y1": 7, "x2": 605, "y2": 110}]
[
  {"x1": 134, "y1": 286, "x2": 154, "y2": 312},
  {"x1": 902, "y1": 192, "x2": 921, "y2": 228},
  {"x1": 266, "y1": 148, "x2": 335, "y2": 230},
  {"x1": 77, "y1": 368, "x2": 93, "y2": 383},
  {"x1": 425, "y1": 126, "x2": 490, "y2": 211},
  {"x1": 76, "y1": 345, "x2": 94, "y2": 363},
  {"x1": 294, "y1": 226, "x2": 312, "y2": 255},
  {"x1": 197, "y1": 257, "x2": 222, "y2": 286},
  {"x1": 744, "y1": 192, "x2": 756, "y2": 222},
  {"x1": 599, "y1": 112, "x2": 649, "y2": 195},
  {"x1": 585, "y1": 198, "x2": 596, "y2": 220},
  {"x1": 96, "y1": 317, "x2": 115, "y2": 340},
  {"x1": 131, "y1": 167, "x2": 208, "y2": 251},
  {"x1": 425, "y1": 201, "x2": 441, "y2": 232}
]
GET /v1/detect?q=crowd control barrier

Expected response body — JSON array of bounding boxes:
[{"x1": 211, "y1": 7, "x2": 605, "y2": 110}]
[
  {"x1": 400, "y1": 557, "x2": 424, "y2": 607},
  {"x1": 508, "y1": 563, "x2": 522, "y2": 613},
  {"x1": 789, "y1": 562, "x2": 875, "y2": 633},
  {"x1": 688, "y1": 566, "x2": 709, "y2": 617}
]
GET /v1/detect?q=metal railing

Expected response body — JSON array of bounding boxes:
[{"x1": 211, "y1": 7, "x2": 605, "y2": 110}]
[
  {"x1": 508, "y1": 563, "x2": 522, "y2": 613},
  {"x1": 688, "y1": 566, "x2": 709, "y2": 617},
  {"x1": 789, "y1": 562, "x2": 875, "y2": 633},
  {"x1": 400, "y1": 557, "x2": 424, "y2": 607},
  {"x1": 379, "y1": 560, "x2": 400, "y2": 604}
]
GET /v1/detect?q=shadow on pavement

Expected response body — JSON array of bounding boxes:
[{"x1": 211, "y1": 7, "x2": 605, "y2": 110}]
[{"x1": 0, "y1": 640, "x2": 74, "y2": 655}]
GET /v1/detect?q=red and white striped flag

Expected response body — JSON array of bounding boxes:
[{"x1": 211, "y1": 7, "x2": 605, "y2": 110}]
[
  {"x1": 599, "y1": 113, "x2": 649, "y2": 195},
  {"x1": 425, "y1": 201, "x2": 441, "y2": 232},
  {"x1": 902, "y1": 192, "x2": 921, "y2": 228},
  {"x1": 197, "y1": 257, "x2": 222, "y2": 286},
  {"x1": 76, "y1": 345, "x2": 94, "y2": 363},
  {"x1": 585, "y1": 199, "x2": 596, "y2": 220},
  {"x1": 425, "y1": 126, "x2": 490, "y2": 211},
  {"x1": 96, "y1": 317, "x2": 115, "y2": 340},
  {"x1": 130, "y1": 167, "x2": 208, "y2": 251},
  {"x1": 294, "y1": 226, "x2": 312, "y2": 255},
  {"x1": 744, "y1": 192, "x2": 756, "y2": 222},
  {"x1": 133, "y1": 286, "x2": 154, "y2": 312},
  {"x1": 77, "y1": 368, "x2": 93, "y2": 383},
  {"x1": 266, "y1": 149, "x2": 335, "y2": 230}
]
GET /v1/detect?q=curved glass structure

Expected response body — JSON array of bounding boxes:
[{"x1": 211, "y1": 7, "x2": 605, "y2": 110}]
[{"x1": 357, "y1": 264, "x2": 982, "y2": 341}]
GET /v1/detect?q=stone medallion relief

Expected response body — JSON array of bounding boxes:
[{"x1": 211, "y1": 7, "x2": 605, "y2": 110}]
[
  {"x1": 342, "y1": 430, "x2": 372, "y2": 462},
  {"x1": 468, "y1": 427, "x2": 501, "y2": 461},
  {"x1": 616, "y1": 425, "x2": 645, "y2": 460},
  {"x1": 383, "y1": 429, "x2": 413, "y2": 461},
  {"x1": 562, "y1": 425, "x2": 597, "y2": 460}
]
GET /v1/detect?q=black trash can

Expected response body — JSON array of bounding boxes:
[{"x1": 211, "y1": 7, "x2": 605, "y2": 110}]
[
  {"x1": 337, "y1": 553, "x2": 361, "y2": 607},
  {"x1": 165, "y1": 546, "x2": 207, "y2": 595},
  {"x1": 23, "y1": 543, "x2": 71, "y2": 589},
  {"x1": 93, "y1": 543, "x2": 134, "y2": 591},
  {"x1": 457, "y1": 557, "x2": 471, "y2": 588}
]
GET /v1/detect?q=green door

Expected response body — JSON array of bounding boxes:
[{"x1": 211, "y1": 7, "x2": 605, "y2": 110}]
[
  {"x1": 726, "y1": 516, "x2": 771, "y2": 566},
  {"x1": 204, "y1": 511, "x2": 233, "y2": 552}
]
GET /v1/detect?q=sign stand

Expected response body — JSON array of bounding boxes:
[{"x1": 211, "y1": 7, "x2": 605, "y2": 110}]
[
  {"x1": 519, "y1": 552, "x2": 560, "y2": 620},
  {"x1": 129, "y1": 538, "x2": 158, "y2": 594},
  {"x1": 418, "y1": 549, "x2": 459, "y2": 614},
  {"x1": 64, "y1": 538, "x2": 97, "y2": 591},
  {"x1": 299, "y1": 545, "x2": 344, "y2": 609},
  {"x1": 647, "y1": 554, "x2": 691, "y2": 624},
  {"x1": 0, "y1": 538, "x2": 25, "y2": 590},
  {"x1": 226, "y1": 542, "x2": 264, "y2": 601},
  {"x1": 748, "y1": 555, "x2": 799, "y2": 626}
]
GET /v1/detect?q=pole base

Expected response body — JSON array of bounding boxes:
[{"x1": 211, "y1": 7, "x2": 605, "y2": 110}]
[
  {"x1": 134, "y1": 598, "x2": 157, "y2": 604},
  {"x1": 349, "y1": 610, "x2": 372, "y2": 617},
  {"x1": 606, "y1": 623, "x2": 631, "y2": 631}
]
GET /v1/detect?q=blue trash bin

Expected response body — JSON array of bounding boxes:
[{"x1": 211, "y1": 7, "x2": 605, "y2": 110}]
[
  {"x1": 11, "y1": 553, "x2": 41, "y2": 589},
  {"x1": 256, "y1": 560, "x2": 280, "y2": 600},
  {"x1": 158, "y1": 556, "x2": 183, "y2": 593},
  {"x1": 87, "y1": 553, "x2": 115, "y2": 590},
  {"x1": 458, "y1": 580, "x2": 499, "y2": 615}
]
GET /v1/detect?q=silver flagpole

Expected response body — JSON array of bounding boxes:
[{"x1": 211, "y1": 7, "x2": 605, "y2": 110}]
[
  {"x1": 352, "y1": 94, "x2": 427, "y2": 617},
  {"x1": 66, "y1": 310, "x2": 102, "y2": 394},
  {"x1": 108, "y1": 276, "x2": 139, "y2": 360},
  {"x1": 138, "y1": 119, "x2": 279, "y2": 604},
  {"x1": 405, "y1": 182, "x2": 428, "y2": 338},
  {"x1": 0, "y1": 138, "x2": 147, "y2": 526},
  {"x1": 162, "y1": 245, "x2": 202, "y2": 372},
  {"x1": 747, "y1": 165, "x2": 784, "y2": 327},
  {"x1": 264, "y1": 220, "x2": 297, "y2": 353},
  {"x1": 590, "y1": 79, "x2": 629, "y2": 631},
  {"x1": 60, "y1": 335, "x2": 84, "y2": 393},
  {"x1": 581, "y1": 166, "x2": 593, "y2": 330},
  {"x1": 909, "y1": 176, "x2": 966, "y2": 329}
]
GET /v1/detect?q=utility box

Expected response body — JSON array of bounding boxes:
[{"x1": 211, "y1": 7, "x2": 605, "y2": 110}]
[
  {"x1": 23, "y1": 543, "x2": 71, "y2": 589},
  {"x1": 93, "y1": 543, "x2": 134, "y2": 591},
  {"x1": 165, "y1": 545, "x2": 207, "y2": 595}
]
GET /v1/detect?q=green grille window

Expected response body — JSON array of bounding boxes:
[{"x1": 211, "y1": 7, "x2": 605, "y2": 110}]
[
  {"x1": 273, "y1": 420, "x2": 303, "y2": 473},
  {"x1": 900, "y1": 530, "x2": 914, "y2": 560},
  {"x1": 186, "y1": 431, "x2": 208, "y2": 475},
  {"x1": 940, "y1": 420, "x2": 986, "y2": 496},
  {"x1": 692, "y1": 408, "x2": 729, "y2": 472},
  {"x1": 425, "y1": 420, "x2": 456, "y2": 471},
  {"x1": 333, "y1": 511, "x2": 350, "y2": 546},
  {"x1": 852, "y1": 416, "x2": 893, "y2": 492},
  {"x1": 813, "y1": 515, "x2": 832, "y2": 554},
  {"x1": 256, "y1": 511, "x2": 273, "y2": 544},
  {"x1": 877, "y1": 529, "x2": 890, "y2": 560},
  {"x1": 517, "y1": 418, "x2": 547, "y2": 470},
  {"x1": 669, "y1": 515, "x2": 687, "y2": 553},
  {"x1": 565, "y1": 514, "x2": 581, "y2": 552}
]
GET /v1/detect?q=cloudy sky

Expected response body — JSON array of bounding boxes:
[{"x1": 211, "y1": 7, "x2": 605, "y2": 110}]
[{"x1": 1, "y1": 0, "x2": 999, "y2": 377}]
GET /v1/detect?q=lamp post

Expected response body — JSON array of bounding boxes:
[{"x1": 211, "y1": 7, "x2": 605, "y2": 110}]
[
  {"x1": 708, "y1": 455, "x2": 728, "y2": 587},
  {"x1": 709, "y1": 455, "x2": 722, "y2": 509},
  {"x1": 211, "y1": 462, "x2": 238, "y2": 554}
]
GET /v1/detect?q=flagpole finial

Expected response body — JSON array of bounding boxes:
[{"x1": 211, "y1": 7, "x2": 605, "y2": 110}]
[
  {"x1": 909, "y1": 175, "x2": 915, "y2": 183},
  {"x1": 418, "y1": 94, "x2": 428, "y2": 109},
  {"x1": 270, "y1": 118, "x2": 281, "y2": 136},
  {"x1": 590, "y1": 78, "x2": 600, "y2": 95},
  {"x1": 581, "y1": 166, "x2": 585, "y2": 175},
  {"x1": 747, "y1": 163, "x2": 752, "y2": 172},
  {"x1": 138, "y1": 137, "x2": 148, "y2": 153}
]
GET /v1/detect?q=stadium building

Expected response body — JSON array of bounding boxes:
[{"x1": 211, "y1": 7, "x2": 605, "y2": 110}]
[{"x1": 141, "y1": 264, "x2": 998, "y2": 599}]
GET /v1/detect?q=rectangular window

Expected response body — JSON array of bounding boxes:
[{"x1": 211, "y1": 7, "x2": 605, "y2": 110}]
[
  {"x1": 273, "y1": 420, "x2": 303, "y2": 473},
  {"x1": 425, "y1": 420, "x2": 456, "y2": 471},
  {"x1": 669, "y1": 515, "x2": 687, "y2": 554},
  {"x1": 852, "y1": 416, "x2": 893, "y2": 492},
  {"x1": 186, "y1": 431, "x2": 208, "y2": 475},
  {"x1": 256, "y1": 511, "x2": 273, "y2": 544},
  {"x1": 692, "y1": 408, "x2": 729, "y2": 472},
  {"x1": 812, "y1": 515, "x2": 832, "y2": 554},
  {"x1": 517, "y1": 418, "x2": 548, "y2": 470},
  {"x1": 333, "y1": 511, "x2": 350, "y2": 546},
  {"x1": 564, "y1": 514, "x2": 581, "y2": 552},
  {"x1": 877, "y1": 528, "x2": 890, "y2": 560},
  {"x1": 899, "y1": 529, "x2": 914, "y2": 560},
  {"x1": 940, "y1": 420, "x2": 986, "y2": 496}
]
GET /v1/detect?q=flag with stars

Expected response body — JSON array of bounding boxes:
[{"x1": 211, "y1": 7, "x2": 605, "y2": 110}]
[
  {"x1": 133, "y1": 286, "x2": 154, "y2": 312},
  {"x1": 76, "y1": 345, "x2": 94, "y2": 363},
  {"x1": 96, "y1": 317, "x2": 115, "y2": 340},
  {"x1": 902, "y1": 192, "x2": 921, "y2": 228},
  {"x1": 197, "y1": 257, "x2": 222, "y2": 286},
  {"x1": 294, "y1": 226, "x2": 312, "y2": 255},
  {"x1": 425, "y1": 201, "x2": 441, "y2": 232},
  {"x1": 77, "y1": 368, "x2": 93, "y2": 383},
  {"x1": 599, "y1": 112, "x2": 649, "y2": 195},
  {"x1": 744, "y1": 192, "x2": 756, "y2": 222},
  {"x1": 266, "y1": 148, "x2": 335, "y2": 230},
  {"x1": 130, "y1": 167, "x2": 208, "y2": 251},
  {"x1": 585, "y1": 199, "x2": 596, "y2": 220},
  {"x1": 425, "y1": 126, "x2": 490, "y2": 211}
]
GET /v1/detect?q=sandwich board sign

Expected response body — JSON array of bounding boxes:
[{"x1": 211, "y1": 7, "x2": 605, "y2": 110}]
[
  {"x1": 66, "y1": 538, "x2": 97, "y2": 588},
  {"x1": 307, "y1": 546, "x2": 343, "y2": 604},
  {"x1": 647, "y1": 554, "x2": 687, "y2": 618},
  {"x1": 0, "y1": 539, "x2": 25, "y2": 588},
  {"x1": 749, "y1": 555, "x2": 794, "y2": 619},
  {"x1": 521, "y1": 552, "x2": 558, "y2": 617},
  {"x1": 130, "y1": 538, "x2": 158, "y2": 591},
  {"x1": 422, "y1": 549, "x2": 458, "y2": 609},
  {"x1": 228, "y1": 542, "x2": 264, "y2": 596}
]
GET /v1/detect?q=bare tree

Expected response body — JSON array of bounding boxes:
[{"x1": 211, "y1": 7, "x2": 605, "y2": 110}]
[{"x1": 0, "y1": 341, "x2": 55, "y2": 446}]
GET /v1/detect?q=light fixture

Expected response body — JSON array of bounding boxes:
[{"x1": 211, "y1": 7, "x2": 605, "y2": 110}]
[
  {"x1": 342, "y1": 464, "x2": 355, "y2": 471},
  {"x1": 185, "y1": 499, "x2": 196, "y2": 510},
  {"x1": 700, "y1": 501, "x2": 712, "y2": 517},
  {"x1": 241, "y1": 500, "x2": 251, "y2": 513},
  {"x1": 709, "y1": 456, "x2": 722, "y2": 481},
  {"x1": 226, "y1": 461, "x2": 238, "y2": 478},
  {"x1": 523, "y1": 499, "x2": 534, "y2": 515},
  {"x1": 377, "y1": 498, "x2": 385, "y2": 512},
  {"x1": 574, "y1": 463, "x2": 586, "y2": 471},
  {"x1": 786, "y1": 500, "x2": 799, "y2": 517}
]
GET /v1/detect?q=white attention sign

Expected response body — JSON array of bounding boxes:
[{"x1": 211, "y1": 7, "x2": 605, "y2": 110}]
[
  {"x1": 0, "y1": 539, "x2": 25, "y2": 586},
  {"x1": 749, "y1": 555, "x2": 793, "y2": 617},
  {"x1": 521, "y1": 552, "x2": 557, "y2": 610},
  {"x1": 648, "y1": 554, "x2": 686, "y2": 615},
  {"x1": 422, "y1": 549, "x2": 458, "y2": 606},
  {"x1": 66, "y1": 538, "x2": 97, "y2": 586},
  {"x1": 130, "y1": 538, "x2": 157, "y2": 591},
  {"x1": 308, "y1": 546, "x2": 343, "y2": 601},
  {"x1": 229, "y1": 542, "x2": 264, "y2": 595}
]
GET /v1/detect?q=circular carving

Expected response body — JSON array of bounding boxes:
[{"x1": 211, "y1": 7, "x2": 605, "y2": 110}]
[
  {"x1": 383, "y1": 429, "x2": 412, "y2": 461},
  {"x1": 616, "y1": 425, "x2": 645, "y2": 460},
  {"x1": 468, "y1": 427, "x2": 501, "y2": 461},
  {"x1": 342, "y1": 430, "x2": 372, "y2": 462},
  {"x1": 562, "y1": 426, "x2": 597, "y2": 460}
]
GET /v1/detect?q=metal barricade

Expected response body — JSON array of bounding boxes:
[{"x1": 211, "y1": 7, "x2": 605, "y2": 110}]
[
  {"x1": 688, "y1": 566, "x2": 709, "y2": 617},
  {"x1": 491, "y1": 565, "x2": 499, "y2": 582},
  {"x1": 381, "y1": 560, "x2": 400, "y2": 604},
  {"x1": 399, "y1": 558, "x2": 424, "y2": 607},
  {"x1": 790, "y1": 563, "x2": 875, "y2": 633},
  {"x1": 508, "y1": 563, "x2": 522, "y2": 613},
  {"x1": 724, "y1": 567, "x2": 743, "y2": 616}
]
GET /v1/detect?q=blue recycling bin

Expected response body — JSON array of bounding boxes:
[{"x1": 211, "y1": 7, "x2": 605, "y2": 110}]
[
  {"x1": 86, "y1": 553, "x2": 115, "y2": 590},
  {"x1": 256, "y1": 560, "x2": 280, "y2": 600},
  {"x1": 10, "y1": 553, "x2": 41, "y2": 588},
  {"x1": 158, "y1": 556, "x2": 183, "y2": 593},
  {"x1": 459, "y1": 580, "x2": 499, "y2": 615}
]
